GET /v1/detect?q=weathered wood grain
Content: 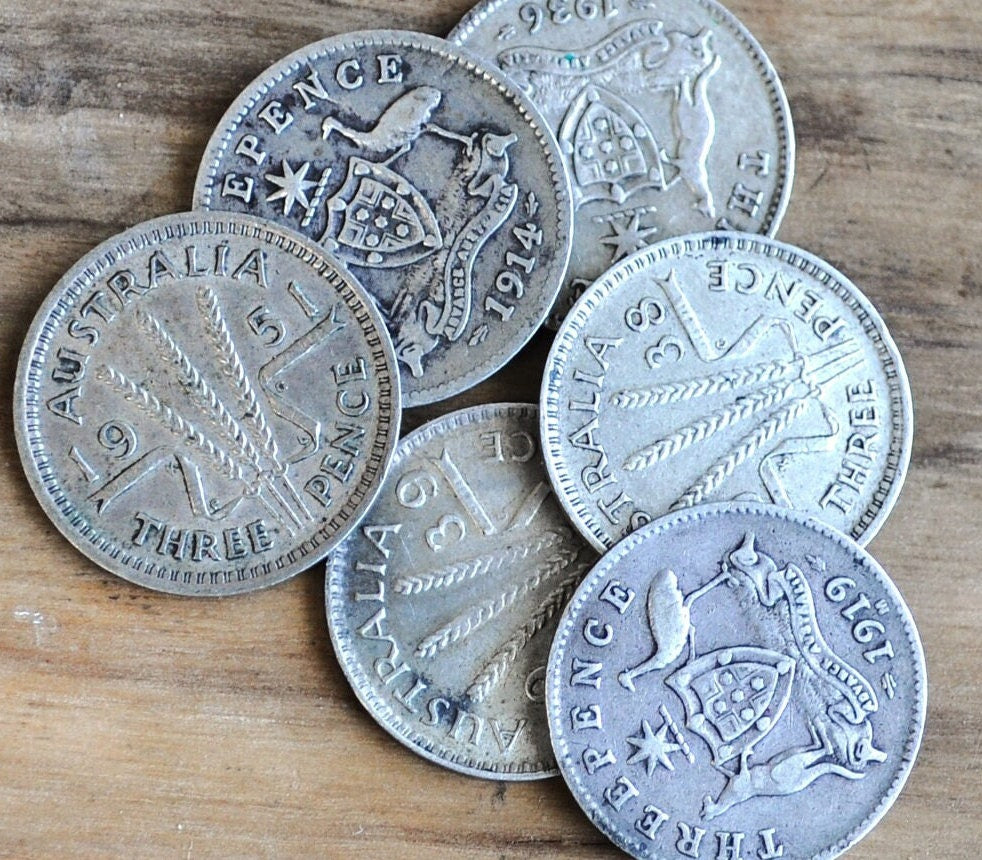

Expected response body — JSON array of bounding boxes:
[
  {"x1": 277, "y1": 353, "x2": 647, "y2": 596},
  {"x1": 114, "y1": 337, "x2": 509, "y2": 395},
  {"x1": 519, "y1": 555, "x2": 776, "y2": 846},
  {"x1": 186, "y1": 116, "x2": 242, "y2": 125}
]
[{"x1": 0, "y1": 0, "x2": 980, "y2": 856}]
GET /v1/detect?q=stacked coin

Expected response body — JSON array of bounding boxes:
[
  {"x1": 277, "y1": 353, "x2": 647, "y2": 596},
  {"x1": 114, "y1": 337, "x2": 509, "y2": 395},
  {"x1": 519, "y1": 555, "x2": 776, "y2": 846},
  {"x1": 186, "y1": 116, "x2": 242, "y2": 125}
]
[
  {"x1": 450, "y1": 0, "x2": 794, "y2": 327},
  {"x1": 12, "y1": 2, "x2": 925, "y2": 857}
]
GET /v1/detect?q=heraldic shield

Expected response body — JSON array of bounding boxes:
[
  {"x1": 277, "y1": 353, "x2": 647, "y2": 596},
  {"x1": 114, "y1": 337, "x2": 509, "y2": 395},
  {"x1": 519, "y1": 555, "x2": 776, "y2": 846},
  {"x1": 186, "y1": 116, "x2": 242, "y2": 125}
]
[
  {"x1": 667, "y1": 646, "x2": 795, "y2": 766},
  {"x1": 321, "y1": 157, "x2": 443, "y2": 269},
  {"x1": 559, "y1": 86, "x2": 666, "y2": 206}
]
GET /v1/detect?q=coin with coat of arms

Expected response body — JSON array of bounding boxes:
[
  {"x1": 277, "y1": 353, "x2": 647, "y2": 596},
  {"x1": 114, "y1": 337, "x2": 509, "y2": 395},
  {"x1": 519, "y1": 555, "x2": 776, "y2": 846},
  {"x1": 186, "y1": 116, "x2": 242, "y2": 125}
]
[
  {"x1": 449, "y1": 0, "x2": 794, "y2": 327},
  {"x1": 547, "y1": 503, "x2": 926, "y2": 859},
  {"x1": 327, "y1": 403, "x2": 597, "y2": 779},
  {"x1": 14, "y1": 212, "x2": 399, "y2": 596},
  {"x1": 541, "y1": 233, "x2": 912, "y2": 552},
  {"x1": 194, "y1": 30, "x2": 572, "y2": 406}
]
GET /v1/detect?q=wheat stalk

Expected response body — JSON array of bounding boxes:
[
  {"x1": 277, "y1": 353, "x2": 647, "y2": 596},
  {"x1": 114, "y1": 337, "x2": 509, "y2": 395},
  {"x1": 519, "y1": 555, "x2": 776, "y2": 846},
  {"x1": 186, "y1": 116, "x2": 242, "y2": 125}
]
[
  {"x1": 136, "y1": 309, "x2": 268, "y2": 476},
  {"x1": 611, "y1": 356, "x2": 801, "y2": 410},
  {"x1": 95, "y1": 364, "x2": 247, "y2": 484},
  {"x1": 196, "y1": 285, "x2": 280, "y2": 465},
  {"x1": 414, "y1": 546, "x2": 579, "y2": 659},
  {"x1": 393, "y1": 529, "x2": 570, "y2": 595},
  {"x1": 466, "y1": 558, "x2": 591, "y2": 703},
  {"x1": 670, "y1": 396, "x2": 810, "y2": 511},
  {"x1": 623, "y1": 381, "x2": 797, "y2": 472}
]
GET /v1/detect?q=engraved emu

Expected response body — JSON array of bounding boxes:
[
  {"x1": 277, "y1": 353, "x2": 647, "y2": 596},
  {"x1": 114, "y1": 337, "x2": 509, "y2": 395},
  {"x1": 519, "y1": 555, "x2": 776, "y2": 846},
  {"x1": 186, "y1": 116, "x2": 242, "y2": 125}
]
[{"x1": 321, "y1": 87, "x2": 474, "y2": 161}]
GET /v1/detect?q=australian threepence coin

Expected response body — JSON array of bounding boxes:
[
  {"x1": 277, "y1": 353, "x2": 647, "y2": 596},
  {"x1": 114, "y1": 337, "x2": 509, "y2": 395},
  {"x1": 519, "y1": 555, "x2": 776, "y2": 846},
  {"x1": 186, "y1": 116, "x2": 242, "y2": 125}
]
[
  {"x1": 194, "y1": 30, "x2": 573, "y2": 407},
  {"x1": 541, "y1": 232, "x2": 912, "y2": 552},
  {"x1": 547, "y1": 503, "x2": 926, "y2": 859},
  {"x1": 449, "y1": 0, "x2": 794, "y2": 327},
  {"x1": 14, "y1": 212, "x2": 400, "y2": 596},
  {"x1": 327, "y1": 403, "x2": 597, "y2": 778}
]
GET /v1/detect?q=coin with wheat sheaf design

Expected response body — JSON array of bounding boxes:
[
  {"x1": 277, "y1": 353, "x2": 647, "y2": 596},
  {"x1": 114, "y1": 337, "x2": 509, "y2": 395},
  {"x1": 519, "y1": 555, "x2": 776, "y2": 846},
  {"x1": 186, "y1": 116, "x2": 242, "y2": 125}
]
[
  {"x1": 541, "y1": 232, "x2": 912, "y2": 552},
  {"x1": 194, "y1": 30, "x2": 572, "y2": 406},
  {"x1": 14, "y1": 212, "x2": 399, "y2": 596},
  {"x1": 547, "y1": 503, "x2": 926, "y2": 859},
  {"x1": 449, "y1": 0, "x2": 794, "y2": 327},
  {"x1": 327, "y1": 402, "x2": 597, "y2": 779}
]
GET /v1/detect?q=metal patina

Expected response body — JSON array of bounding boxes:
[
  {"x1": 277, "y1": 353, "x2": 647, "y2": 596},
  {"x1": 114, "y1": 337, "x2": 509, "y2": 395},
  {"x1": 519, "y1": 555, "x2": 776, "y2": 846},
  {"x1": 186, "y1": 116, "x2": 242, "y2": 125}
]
[
  {"x1": 547, "y1": 503, "x2": 926, "y2": 859},
  {"x1": 541, "y1": 232, "x2": 912, "y2": 551},
  {"x1": 450, "y1": 0, "x2": 794, "y2": 326},
  {"x1": 327, "y1": 403, "x2": 596, "y2": 779},
  {"x1": 15, "y1": 212, "x2": 399, "y2": 596},
  {"x1": 194, "y1": 30, "x2": 572, "y2": 405}
]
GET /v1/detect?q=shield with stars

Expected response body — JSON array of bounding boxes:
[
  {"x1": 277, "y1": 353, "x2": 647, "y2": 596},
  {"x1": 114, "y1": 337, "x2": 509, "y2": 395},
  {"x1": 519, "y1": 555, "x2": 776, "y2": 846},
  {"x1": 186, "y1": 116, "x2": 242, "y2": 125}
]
[
  {"x1": 320, "y1": 157, "x2": 442, "y2": 269},
  {"x1": 558, "y1": 86, "x2": 665, "y2": 207},
  {"x1": 666, "y1": 646, "x2": 794, "y2": 766}
]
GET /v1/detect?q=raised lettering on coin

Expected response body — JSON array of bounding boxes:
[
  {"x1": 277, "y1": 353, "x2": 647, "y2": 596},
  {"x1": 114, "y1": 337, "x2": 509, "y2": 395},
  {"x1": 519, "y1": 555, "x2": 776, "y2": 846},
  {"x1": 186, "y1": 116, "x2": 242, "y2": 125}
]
[{"x1": 15, "y1": 212, "x2": 399, "y2": 596}]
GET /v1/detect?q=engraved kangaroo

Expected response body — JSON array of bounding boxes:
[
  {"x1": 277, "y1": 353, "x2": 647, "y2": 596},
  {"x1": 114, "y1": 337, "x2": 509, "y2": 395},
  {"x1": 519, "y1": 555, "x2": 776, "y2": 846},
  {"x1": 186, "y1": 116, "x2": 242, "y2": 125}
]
[
  {"x1": 500, "y1": 23, "x2": 720, "y2": 212},
  {"x1": 647, "y1": 533, "x2": 886, "y2": 820},
  {"x1": 697, "y1": 535, "x2": 885, "y2": 819},
  {"x1": 702, "y1": 723, "x2": 869, "y2": 820},
  {"x1": 659, "y1": 31, "x2": 720, "y2": 218},
  {"x1": 390, "y1": 132, "x2": 517, "y2": 379},
  {"x1": 672, "y1": 53, "x2": 720, "y2": 218}
]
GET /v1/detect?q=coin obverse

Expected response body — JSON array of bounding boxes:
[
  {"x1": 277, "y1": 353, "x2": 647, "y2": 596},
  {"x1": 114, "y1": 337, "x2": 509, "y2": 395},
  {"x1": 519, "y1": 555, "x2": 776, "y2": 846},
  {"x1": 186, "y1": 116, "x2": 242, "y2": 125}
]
[
  {"x1": 547, "y1": 503, "x2": 926, "y2": 859},
  {"x1": 449, "y1": 0, "x2": 794, "y2": 326},
  {"x1": 541, "y1": 233, "x2": 912, "y2": 552},
  {"x1": 327, "y1": 403, "x2": 597, "y2": 779},
  {"x1": 194, "y1": 30, "x2": 572, "y2": 406},
  {"x1": 15, "y1": 212, "x2": 399, "y2": 596}
]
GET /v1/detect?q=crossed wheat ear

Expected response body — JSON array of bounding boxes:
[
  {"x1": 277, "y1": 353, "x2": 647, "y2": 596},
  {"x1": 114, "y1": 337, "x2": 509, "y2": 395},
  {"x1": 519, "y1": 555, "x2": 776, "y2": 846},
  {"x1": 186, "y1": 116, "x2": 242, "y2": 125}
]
[
  {"x1": 94, "y1": 288, "x2": 298, "y2": 528},
  {"x1": 608, "y1": 345, "x2": 817, "y2": 510},
  {"x1": 609, "y1": 334, "x2": 864, "y2": 511},
  {"x1": 195, "y1": 286, "x2": 280, "y2": 467},
  {"x1": 136, "y1": 308, "x2": 269, "y2": 476},
  {"x1": 622, "y1": 380, "x2": 799, "y2": 472},
  {"x1": 670, "y1": 395, "x2": 811, "y2": 511},
  {"x1": 466, "y1": 558, "x2": 590, "y2": 704},
  {"x1": 401, "y1": 530, "x2": 588, "y2": 703},
  {"x1": 392, "y1": 529, "x2": 570, "y2": 595},
  {"x1": 95, "y1": 364, "x2": 247, "y2": 485},
  {"x1": 611, "y1": 356, "x2": 803, "y2": 410},
  {"x1": 414, "y1": 544, "x2": 581, "y2": 660}
]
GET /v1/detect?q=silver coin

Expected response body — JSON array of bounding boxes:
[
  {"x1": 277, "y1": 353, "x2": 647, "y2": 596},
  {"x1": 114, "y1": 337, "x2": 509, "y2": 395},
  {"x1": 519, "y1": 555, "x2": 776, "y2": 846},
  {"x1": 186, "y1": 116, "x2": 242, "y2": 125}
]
[
  {"x1": 327, "y1": 402, "x2": 597, "y2": 779},
  {"x1": 547, "y1": 503, "x2": 926, "y2": 859},
  {"x1": 450, "y1": 0, "x2": 794, "y2": 328},
  {"x1": 14, "y1": 212, "x2": 400, "y2": 596},
  {"x1": 541, "y1": 232, "x2": 912, "y2": 552},
  {"x1": 194, "y1": 30, "x2": 573, "y2": 406}
]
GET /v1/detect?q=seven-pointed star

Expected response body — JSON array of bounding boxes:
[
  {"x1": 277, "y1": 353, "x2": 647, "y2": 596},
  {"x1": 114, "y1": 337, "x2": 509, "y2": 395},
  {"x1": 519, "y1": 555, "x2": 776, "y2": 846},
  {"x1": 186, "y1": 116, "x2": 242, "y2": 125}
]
[
  {"x1": 625, "y1": 718, "x2": 681, "y2": 776},
  {"x1": 265, "y1": 159, "x2": 317, "y2": 217},
  {"x1": 599, "y1": 213, "x2": 659, "y2": 262}
]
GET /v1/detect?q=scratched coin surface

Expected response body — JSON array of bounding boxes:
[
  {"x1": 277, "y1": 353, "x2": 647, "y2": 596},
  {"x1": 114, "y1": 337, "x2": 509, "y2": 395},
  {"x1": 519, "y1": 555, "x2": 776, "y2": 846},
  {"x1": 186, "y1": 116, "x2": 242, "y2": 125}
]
[
  {"x1": 14, "y1": 212, "x2": 399, "y2": 596},
  {"x1": 327, "y1": 403, "x2": 597, "y2": 778},
  {"x1": 541, "y1": 232, "x2": 912, "y2": 552},
  {"x1": 547, "y1": 503, "x2": 926, "y2": 859},
  {"x1": 194, "y1": 30, "x2": 572, "y2": 406},
  {"x1": 450, "y1": 0, "x2": 794, "y2": 327}
]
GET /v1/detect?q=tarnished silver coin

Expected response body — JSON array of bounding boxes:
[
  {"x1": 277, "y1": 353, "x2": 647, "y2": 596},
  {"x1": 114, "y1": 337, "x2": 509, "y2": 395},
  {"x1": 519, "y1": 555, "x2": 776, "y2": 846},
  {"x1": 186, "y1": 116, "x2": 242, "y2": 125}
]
[
  {"x1": 194, "y1": 30, "x2": 572, "y2": 406},
  {"x1": 541, "y1": 233, "x2": 912, "y2": 552},
  {"x1": 450, "y1": 0, "x2": 794, "y2": 327},
  {"x1": 547, "y1": 503, "x2": 926, "y2": 859},
  {"x1": 327, "y1": 403, "x2": 597, "y2": 778},
  {"x1": 14, "y1": 212, "x2": 399, "y2": 596}
]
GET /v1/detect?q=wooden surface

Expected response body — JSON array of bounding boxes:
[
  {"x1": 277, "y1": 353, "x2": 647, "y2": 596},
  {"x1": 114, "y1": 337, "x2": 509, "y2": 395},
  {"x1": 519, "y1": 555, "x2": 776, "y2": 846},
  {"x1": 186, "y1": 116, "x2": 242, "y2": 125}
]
[{"x1": 0, "y1": 1, "x2": 979, "y2": 856}]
